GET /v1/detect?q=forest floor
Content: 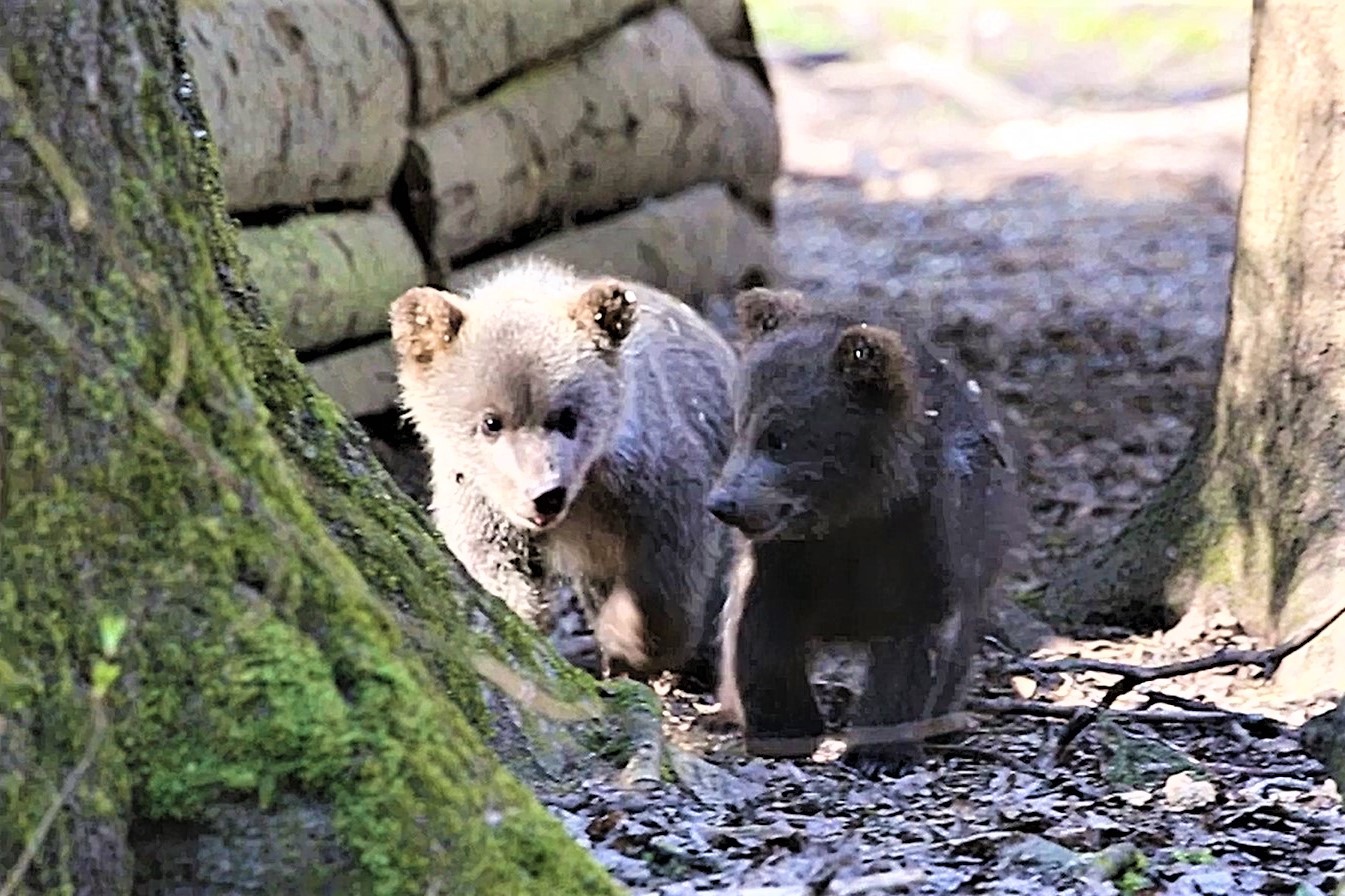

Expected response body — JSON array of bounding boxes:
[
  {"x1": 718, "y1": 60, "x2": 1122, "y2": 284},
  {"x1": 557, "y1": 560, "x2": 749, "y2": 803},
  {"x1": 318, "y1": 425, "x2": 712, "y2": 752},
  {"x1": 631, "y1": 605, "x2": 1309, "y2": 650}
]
[{"x1": 519, "y1": 18, "x2": 1345, "y2": 896}]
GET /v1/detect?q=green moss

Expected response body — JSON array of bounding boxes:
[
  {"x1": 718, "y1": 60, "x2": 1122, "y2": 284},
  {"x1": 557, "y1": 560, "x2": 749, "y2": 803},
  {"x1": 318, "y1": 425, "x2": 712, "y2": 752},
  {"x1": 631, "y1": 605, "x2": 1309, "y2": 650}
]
[
  {"x1": 578, "y1": 678, "x2": 663, "y2": 768},
  {"x1": 135, "y1": 616, "x2": 351, "y2": 817},
  {"x1": 598, "y1": 677, "x2": 662, "y2": 718},
  {"x1": 1117, "y1": 869, "x2": 1153, "y2": 895},
  {"x1": 1013, "y1": 584, "x2": 1047, "y2": 611},
  {"x1": 1, "y1": 2, "x2": 631, "y2": 892},
  {"x1": 1171, "y1": 847, "x2": 1215, "y2": 866}
]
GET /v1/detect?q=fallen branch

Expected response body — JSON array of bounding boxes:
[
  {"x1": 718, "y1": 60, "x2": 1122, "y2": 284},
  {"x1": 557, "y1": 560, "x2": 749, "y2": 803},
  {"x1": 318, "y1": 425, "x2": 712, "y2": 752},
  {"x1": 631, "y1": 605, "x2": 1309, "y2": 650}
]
[
  {"x1": 1199, "y1": 759, "x2": 1323, "y2": 779},
  {"x1": 1136, "y1": 690, "x2": 1280, "y2": 735},
  {"x1": 841, "y1": 711, "x2": 979, "y2": 748},
  {"x1": 969, "y1": 696, "x2": 1276, "y2": 730},
  {"x1": 1013, "y1": 602, "x2": 1345, "y2": 694},
  {"x1": 924, "y1": 742, "x2": 1036, "y2": 775},
  {"x1": 1007, "y1": 603, "x2": 1344, "y2": 765},
  {"x1": 649, "y1": 833, "x2": 1021, "y2": 896},
  {"x1": 924, "y1": 740, "x2": 1107, "y2": 798}
]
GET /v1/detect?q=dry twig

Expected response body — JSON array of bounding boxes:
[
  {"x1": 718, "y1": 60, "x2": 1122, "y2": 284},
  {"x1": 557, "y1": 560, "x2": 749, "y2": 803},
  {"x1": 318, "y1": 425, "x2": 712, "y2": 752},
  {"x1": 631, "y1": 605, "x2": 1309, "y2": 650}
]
[
  {"x1": 969, "y1": 697, "x2": 1278, "y2": 730},
  {"x1": 1001, "y1": 603, "x2": 1344, "y2": 765},
  {"x1": 925, "y1": 741, "x2": 1037, "y2": 775}
]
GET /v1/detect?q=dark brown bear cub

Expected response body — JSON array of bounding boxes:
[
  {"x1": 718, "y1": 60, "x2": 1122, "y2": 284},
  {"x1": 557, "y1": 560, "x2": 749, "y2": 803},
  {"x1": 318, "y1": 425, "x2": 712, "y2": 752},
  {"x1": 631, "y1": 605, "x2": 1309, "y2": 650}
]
[{"x1": 707, "y1": 288, "x2": 1017, "y2": 775}]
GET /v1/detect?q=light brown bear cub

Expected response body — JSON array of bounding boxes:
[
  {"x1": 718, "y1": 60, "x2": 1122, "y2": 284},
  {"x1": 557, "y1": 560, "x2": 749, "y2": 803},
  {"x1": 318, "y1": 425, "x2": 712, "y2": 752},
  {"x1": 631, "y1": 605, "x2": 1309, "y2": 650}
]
[
  {"x1": 707, "y1": 288, "x2": 1017, "y2": 775},
  {"x1": 390, "y1": 258, "x2": 741, "y2": 678}
]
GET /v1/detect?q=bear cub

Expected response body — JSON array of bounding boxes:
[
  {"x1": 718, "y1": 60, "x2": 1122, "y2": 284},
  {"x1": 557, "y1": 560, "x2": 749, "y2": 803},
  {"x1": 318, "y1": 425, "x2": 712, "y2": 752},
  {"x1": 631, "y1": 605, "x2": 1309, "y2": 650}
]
[
  {"x1": 390, "y1": 257, "x2": 742, "y2": 679},
  {"x1": 707, "y1": 287, "x2": 1018, "y2": 774}
]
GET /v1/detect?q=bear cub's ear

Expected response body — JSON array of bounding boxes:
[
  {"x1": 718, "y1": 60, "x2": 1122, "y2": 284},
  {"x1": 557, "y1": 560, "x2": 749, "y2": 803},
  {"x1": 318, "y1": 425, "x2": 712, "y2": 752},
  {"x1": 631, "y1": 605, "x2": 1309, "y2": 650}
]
[
  {"x1": 389, "y1": 286, "x2": 467, "y2": 366},
  {"x1": 735, "y1": 287, "x2": 805, "y2": 341},
  {"x1": 573, "y1": 278, "x2": 638, "y2": 351},
  {"x1": 833, "y1": 324, "x2": 920, "y2": 413}
]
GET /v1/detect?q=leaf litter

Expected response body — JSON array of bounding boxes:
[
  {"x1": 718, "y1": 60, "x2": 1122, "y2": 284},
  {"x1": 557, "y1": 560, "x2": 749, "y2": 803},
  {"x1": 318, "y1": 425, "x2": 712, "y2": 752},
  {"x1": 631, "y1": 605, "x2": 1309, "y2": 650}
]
[{"x1": 361, "y1": 14, "x2": 1345, "y2": 894}]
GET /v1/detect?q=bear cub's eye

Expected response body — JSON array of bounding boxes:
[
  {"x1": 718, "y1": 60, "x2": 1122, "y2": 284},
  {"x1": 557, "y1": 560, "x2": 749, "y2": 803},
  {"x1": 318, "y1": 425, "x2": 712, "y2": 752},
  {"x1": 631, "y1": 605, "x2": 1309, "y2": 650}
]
[
  {"x1": 761, "y1": 426, "x2": 787, "y2": 452},
  {"x1": 480, "y1": 412, "x2": 504, "y2": 437},
  {"x1": 548, "y1": 406, "x2": 581, "y2": 440}
]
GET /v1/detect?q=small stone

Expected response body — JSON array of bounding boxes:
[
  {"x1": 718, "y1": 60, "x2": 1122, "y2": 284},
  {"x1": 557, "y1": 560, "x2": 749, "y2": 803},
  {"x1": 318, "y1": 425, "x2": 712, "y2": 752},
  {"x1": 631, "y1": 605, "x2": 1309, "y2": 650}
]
[
  {"x1": 1163, "y1": 772, "x2": 1217, "y2": 811},
  {"x1": 1117, "y1": 789, "x2": 1154, "y2": 807}
]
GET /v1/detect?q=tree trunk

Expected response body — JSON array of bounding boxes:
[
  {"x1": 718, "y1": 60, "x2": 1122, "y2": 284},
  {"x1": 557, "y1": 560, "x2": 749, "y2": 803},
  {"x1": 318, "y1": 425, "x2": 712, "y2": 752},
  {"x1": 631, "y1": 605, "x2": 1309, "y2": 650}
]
[
  {"x1": 1043, "y1": 1, "x2": 1345, "y2": 700},
  {"x1": 0, "y1": 3, "x2": 636, "y2": 893},
  {"x1": 182, "y1": 0, "x2": 411, "y2": 213},
  {"x1": 384, "y1": 0, "x2": 650, "y2": 125},
  {"x1": 237, "y1": 204, "x2": 427, "y2": 353}
]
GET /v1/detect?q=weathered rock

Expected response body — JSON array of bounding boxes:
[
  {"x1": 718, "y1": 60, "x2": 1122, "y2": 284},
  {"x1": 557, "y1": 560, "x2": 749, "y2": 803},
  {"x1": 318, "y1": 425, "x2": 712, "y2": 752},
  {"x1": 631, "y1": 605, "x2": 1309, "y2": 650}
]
[
  {"x1": 182, "y1": 0, "x2": 410, "y2": 212},
  {"x1": 384, "y1": 0, "x2": 649, "y2": 124},
  {"x1": 413, "y1": 7, "x2": 779, "y2": 265},
  {"x1": 237, "y1": 204, "x2": 426, "y2": 352},
  {"x1": 449, "y1": 183, "x2": 775, "y2": 307}
]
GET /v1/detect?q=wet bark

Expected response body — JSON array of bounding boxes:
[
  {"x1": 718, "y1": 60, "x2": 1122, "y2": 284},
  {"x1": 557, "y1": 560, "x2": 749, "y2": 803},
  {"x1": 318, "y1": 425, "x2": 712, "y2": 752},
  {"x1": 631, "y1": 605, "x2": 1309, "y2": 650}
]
[
  {"x1": 0, "y1": 2, "x2": 637, "y2": 893},
  {"x1": 1043, "y1": 0, "x2": 1345, "y2": 700}
]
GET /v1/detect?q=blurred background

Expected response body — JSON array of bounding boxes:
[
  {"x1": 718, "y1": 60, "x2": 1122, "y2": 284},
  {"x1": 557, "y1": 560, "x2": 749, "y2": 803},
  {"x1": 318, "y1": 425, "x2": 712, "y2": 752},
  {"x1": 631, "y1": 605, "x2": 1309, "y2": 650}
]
[{"x1": 749, "y1": 0, "x2": 1247, "y2": 106}]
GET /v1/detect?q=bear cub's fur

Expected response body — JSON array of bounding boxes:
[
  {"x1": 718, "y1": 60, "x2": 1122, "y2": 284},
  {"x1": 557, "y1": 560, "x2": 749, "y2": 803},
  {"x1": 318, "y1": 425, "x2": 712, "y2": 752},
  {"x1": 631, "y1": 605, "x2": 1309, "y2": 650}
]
[
  {"x1": 390, "y1": 258, "x2": 742, "y2": 678},
  {"x1": 707, "y1": 287, "x2": 1018, "y2": 774}
]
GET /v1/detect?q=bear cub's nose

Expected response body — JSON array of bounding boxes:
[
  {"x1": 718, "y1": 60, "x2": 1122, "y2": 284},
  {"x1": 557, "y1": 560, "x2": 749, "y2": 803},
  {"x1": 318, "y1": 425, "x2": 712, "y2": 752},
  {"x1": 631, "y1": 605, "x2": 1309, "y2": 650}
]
[
  {"x1": 705, "y1": 489, "x2": 740, "y2": 526},
  {"x1": 532, "y1": 486, "x2": 568, "y2": 520}
]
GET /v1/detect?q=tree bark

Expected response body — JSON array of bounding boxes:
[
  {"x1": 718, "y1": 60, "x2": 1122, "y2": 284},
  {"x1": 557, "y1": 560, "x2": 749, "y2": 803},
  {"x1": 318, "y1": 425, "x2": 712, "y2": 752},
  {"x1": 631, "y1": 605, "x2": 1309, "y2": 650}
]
[
  {"x1": 182, "y1": 0, "x2": 410, "y2": 212},
  {"x1": 414, "y1": 6, "x2": 778, "y2": 266},
  {"x1": 0, "y1": 3, "x2": 636, "y2": 893},
  {"x1": 384, "y1": 0, "x2": 650, "y2": 125},
  {"x1": 1043, "y1": 0, "x2": 1345, "y2": 700},
  {"x1": 237, "y1": 204, "x2": 426, "y2": 353}
]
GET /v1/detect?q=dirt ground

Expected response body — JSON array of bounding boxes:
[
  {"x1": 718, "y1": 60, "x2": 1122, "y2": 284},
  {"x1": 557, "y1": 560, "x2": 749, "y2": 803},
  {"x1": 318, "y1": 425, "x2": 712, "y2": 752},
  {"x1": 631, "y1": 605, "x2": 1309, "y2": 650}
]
[{"x1": 519, "y1": 35, "x2": 1344, "y2": 896}]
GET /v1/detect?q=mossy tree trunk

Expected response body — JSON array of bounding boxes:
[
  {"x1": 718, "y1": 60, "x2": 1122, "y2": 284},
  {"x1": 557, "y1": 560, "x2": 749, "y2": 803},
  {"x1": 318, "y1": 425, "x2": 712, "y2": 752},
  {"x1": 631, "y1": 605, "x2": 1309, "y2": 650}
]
[
  {"x1": 0, "y1": 3, "x2": 633, "y2": 893},
  {"x1": 1043, "y1": 1, "x2": 1345, "y2": 699}
]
